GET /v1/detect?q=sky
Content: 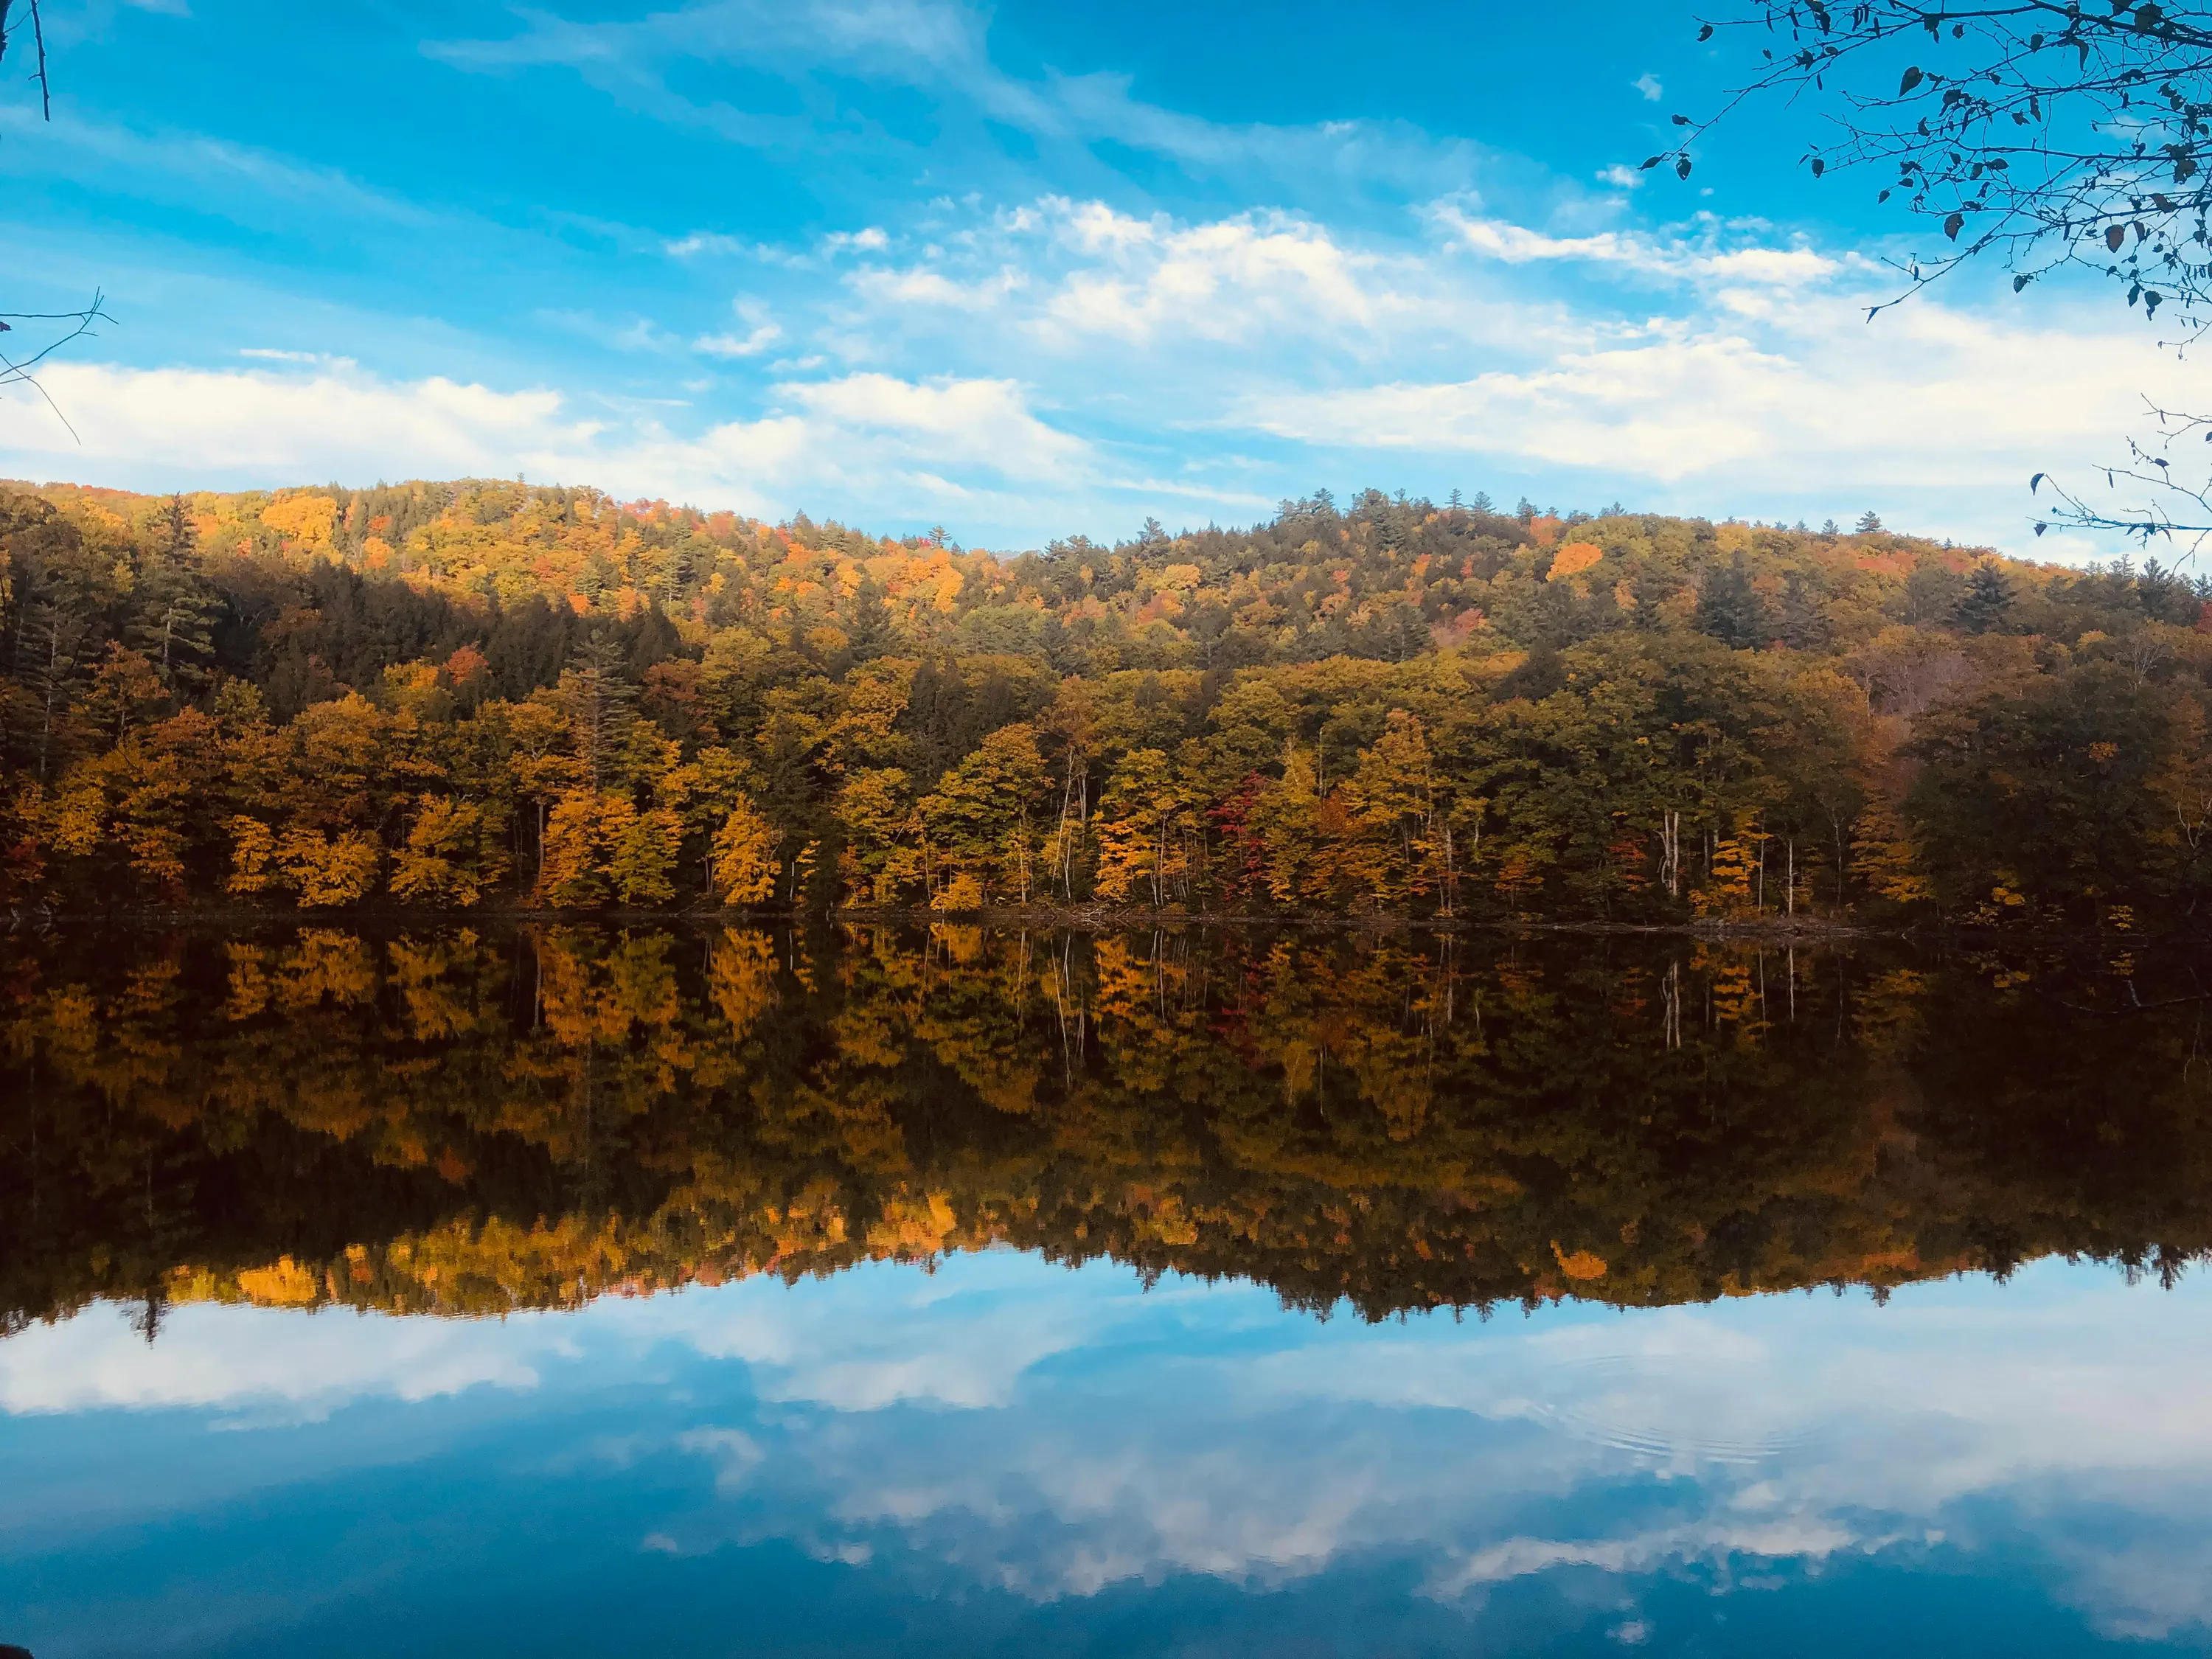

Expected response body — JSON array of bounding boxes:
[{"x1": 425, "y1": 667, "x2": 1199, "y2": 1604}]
[
  {"x1": 0, "y1": 0, "x2": 2188, "y2": 554},
  {"x1": 7, "y1": 1256, "x2": 2212, "y2": 1655}
]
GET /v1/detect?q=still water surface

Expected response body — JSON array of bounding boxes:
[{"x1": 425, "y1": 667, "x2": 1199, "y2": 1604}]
[{"x1": 4, "y1": 925, "x2": 2210, "y2": 1655}]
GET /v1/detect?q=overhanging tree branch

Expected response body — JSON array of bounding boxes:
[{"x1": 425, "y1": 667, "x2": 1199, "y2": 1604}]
[
  {"x1": 0, "y1": 0, "x2": 52, "y2": 120},
  {"x1": 0, "y1": 294, "x2": 111, "y2": 442},
  {"x1": 1675, "y1": 2, "x2": 2212, "y2": 542}
]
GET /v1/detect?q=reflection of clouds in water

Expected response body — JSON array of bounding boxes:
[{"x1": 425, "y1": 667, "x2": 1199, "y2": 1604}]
[
  {"x1": 1423, "y1": 1514, "x2": 1891, "y2": 1599},
  {"x1": 2042, "y1": 1514, "x2": 2212, "y2": 1641},
  {"x1": 702, "y1": 1265, "x2": 2212, "y2": 1632},
  {"x1": 653, "y1": 1250, "x2": 1178, "y2": 1410},
  {"x1": 0, "y1": 1248, "x2": 1152, "y2": 1419},
  {"x1": 8, "y1": 1256, "x2": 2212, "y2": 1638},
  {"x1": 0, "y1": 1301, "x2": 573, "y2": 1419}
]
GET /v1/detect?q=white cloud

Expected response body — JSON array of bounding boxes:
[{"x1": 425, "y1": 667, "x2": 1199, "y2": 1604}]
[
  {"x1": 0, "y1": 361, "x2": 598, "y2": 481},
  {"x1": 695, "y1": 324, "x2": 784, "y2": 357},
  {"x1": 0, "y1": 358, "x2": 1109, "y2": 527},
  {"x1": 1037, "y1": 207, "x2": 1388, "y2": 344},
  {"x1": 826, "y1": 226, "x2": 892, "y2": 254},
  {"x1": 693, "y1": 296, "x2": 785, "y2": 357},
  {"x1": 1635, "y1": 72, "x2": 1663, "y2": 102},
  {"x1": 1433, "y1": 203, "x2": 1838, "y2": 287},
  {"x1": 665, "y1": 231, "x2": 756, "y2": 258},
  {"x1": 1237, "y1": 282, "x2": 2185, "y2": 505},
  {"x1": 848, "y1": 264, "x2": 1026, "y2": 311}
]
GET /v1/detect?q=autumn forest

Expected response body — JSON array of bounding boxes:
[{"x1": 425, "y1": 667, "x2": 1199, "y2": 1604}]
[{"x1": 4, "y1": 477, "x2": 2210, "y2": 928}]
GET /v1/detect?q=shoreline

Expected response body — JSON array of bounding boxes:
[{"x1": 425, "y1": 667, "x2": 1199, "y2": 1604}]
[{"x1": 1, "y1": 901, "x2": 2172, "y2": 945}]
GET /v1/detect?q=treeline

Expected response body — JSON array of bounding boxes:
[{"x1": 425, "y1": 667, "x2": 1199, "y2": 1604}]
[
  {"x1": 7, "y1": 479, "x2": 2212, "y2": 925},
  {"x1": 6, "y1": 925, "x2": 2208, "y2": 1332}
]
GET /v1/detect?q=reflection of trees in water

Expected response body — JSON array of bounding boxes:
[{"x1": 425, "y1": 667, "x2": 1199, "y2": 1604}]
[{"x1": 4, "y1": 925, "x2": 2210, "y2": 1332}]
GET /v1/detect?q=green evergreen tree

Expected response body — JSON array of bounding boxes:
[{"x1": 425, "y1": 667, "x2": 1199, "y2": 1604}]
[
  {"x1": 1953, "y1": 561, "x2": 2014, "y2": 635},
  {"x1": 1694, "y1": 554, "x2": 1770, "y2": 649}
]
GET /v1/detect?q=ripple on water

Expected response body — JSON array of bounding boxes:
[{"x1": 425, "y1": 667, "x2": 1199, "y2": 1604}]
[{"x1": 1528, "y1": 1351, "x2": 1827, "y2": 1466}]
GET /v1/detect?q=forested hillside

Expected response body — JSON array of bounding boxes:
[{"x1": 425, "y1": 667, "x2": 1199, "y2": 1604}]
[{"x1": 3, "y1": 476, "x2": 2208, "y2": 925}]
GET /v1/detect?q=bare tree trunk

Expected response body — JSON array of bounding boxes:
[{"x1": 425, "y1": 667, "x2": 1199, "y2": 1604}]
[{"x1": 37, "y1": 609, "x2": 65, "y2": 783}]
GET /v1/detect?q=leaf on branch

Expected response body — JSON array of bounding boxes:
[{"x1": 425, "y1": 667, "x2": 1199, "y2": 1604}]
[
  {"x1": 1697, "y1": 22, "x2": 1714, "y2": 41},
  {"x1": 2035, "y1": 522, "x2": 2048, "y2": 535},
  {"x1": 1900, "y1": 66, "x2": 1924, "y2": 95},
  {"x1": 2031, "y1": 472, "x2": 2046, "y2": 493},
  {"x1": 1641, "y1": 156, "x2": 1663, "y2": 170},
  {"x1": 1677, "y1": 156, "x2": 1694, "y2": 180},
  {"x1": 1672, "y1": 114, "x2": 1691, "y2": 125},
  {"x1": 1945, "y1": 211, "x2": 1966, "y2": 239},
  {"x1": 2110, "y1": 223, "x2": 2129, "y2": 250},
  {"x1": 2014, "y1": 274, "x2": 2034, "y2": 291},
  {"x1": 1811, "y1": 157, "x2": 1825, "y2": 177}
]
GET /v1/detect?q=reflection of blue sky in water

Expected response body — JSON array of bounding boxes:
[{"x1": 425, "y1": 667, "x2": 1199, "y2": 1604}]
[{"x1": 5, "y1": 1253, "x2": 2211, "y2": 1657}]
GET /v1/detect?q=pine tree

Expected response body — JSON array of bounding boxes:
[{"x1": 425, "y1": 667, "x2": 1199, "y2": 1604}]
[
  {"x1": 1954, "y1": 560, "x2": 2014, "y2": 635},
  {"x1": 1693, "y1": 555, "x2": 1770, "y2": 649},
  {"x1": 844, "y1": 577, "x2": 893, "y2": 664}
]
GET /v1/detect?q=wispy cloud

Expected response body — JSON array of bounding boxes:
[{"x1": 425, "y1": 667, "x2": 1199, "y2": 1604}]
[
  {"x1": 1433, "y1": 203, "x2": 1837, "y2": 287},
  {"x1": 0, "y1": 106, "x2": 434, "y2": 229},
  {"x1": 423, "y1": 0, "x2": 1492, "y2": 206},
  {"x1": 693, "y1": 296, "x2": 785, "y2": 358}
]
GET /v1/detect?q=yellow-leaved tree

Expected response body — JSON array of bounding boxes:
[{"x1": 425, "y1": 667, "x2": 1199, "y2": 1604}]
[
  {"x1": 1091, "y1": 748, "x2": 1184, "y2": 905},
  {"x1": 277, "y1": 827, "x2": 382, "y2": 908},
  {"x1": 833, "y1": 768, "x2": 917, "y2": 905},
  {"x1": 1851, "y1": 799, "x2": 1933, "y2": 908},
  {"x1": 389, "y1": 797, "x2": 499, "y2": 908},
  {"x1": 712, "y1": 795, "x2": 781, "y2": 905},
  {"x1": 604, "y1": 796, "x2": 683, "y2": 905},
  {"x1": 536, "y1": 790, "x2": 608, "y2": 906},
  {"x1": 535, "y1": 788, "x2": 681, "y2": 907},
  {"x1": 226, "y1": 817, "x2": 380, "y2": 906}
]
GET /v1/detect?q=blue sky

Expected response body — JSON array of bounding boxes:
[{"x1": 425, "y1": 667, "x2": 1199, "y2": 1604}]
[{"x1": 0, "y1": 0, "x2": 2182, "y2": 552}]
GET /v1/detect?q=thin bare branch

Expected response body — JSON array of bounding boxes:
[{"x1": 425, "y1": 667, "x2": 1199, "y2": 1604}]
[
  {"x1": 0, "y1": 0, "x2": 52, "y2": 120},
  {"x1": 0, "y1": 293, "x2": 111, "y2": 445}
]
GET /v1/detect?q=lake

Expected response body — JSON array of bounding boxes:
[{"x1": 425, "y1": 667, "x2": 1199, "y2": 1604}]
[{"x1": 4, "y1": 923, "x2": 2210, "y2": 1656}]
